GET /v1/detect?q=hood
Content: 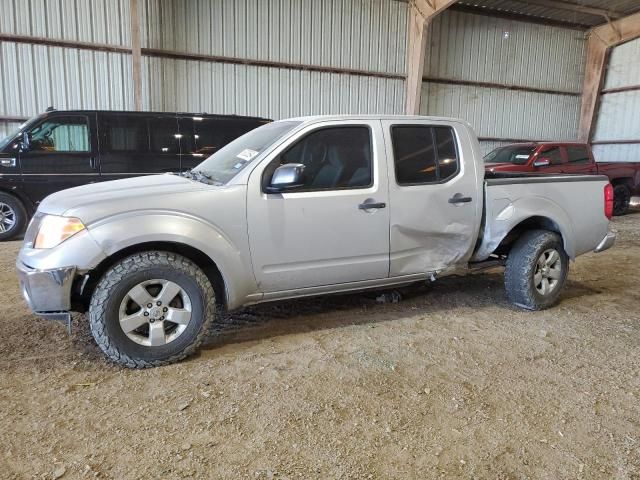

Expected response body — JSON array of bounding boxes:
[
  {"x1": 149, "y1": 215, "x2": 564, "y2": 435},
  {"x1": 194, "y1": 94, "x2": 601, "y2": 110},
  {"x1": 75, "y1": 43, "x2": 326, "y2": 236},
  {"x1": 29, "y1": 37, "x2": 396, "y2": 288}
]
[{"x1": 38, "y1": 174, "x2": 214, "y2": 220}]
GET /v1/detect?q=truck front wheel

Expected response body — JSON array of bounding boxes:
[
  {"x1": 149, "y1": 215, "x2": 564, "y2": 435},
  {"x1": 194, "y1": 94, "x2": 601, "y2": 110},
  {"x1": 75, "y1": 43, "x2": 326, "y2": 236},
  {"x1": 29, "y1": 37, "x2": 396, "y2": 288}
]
[
  {"x1": 89, "y1": 251, "x2": 216, "y2": 368},
  {"x1": 504, "y1": 230, "x2": 569, "y2": 310},
  {"x1": 613, "y1": 184, "x2": 631, "y2": 216}
]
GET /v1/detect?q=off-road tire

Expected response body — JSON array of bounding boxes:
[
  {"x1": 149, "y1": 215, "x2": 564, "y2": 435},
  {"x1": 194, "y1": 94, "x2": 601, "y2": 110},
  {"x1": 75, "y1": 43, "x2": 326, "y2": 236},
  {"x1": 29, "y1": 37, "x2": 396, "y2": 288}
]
[
  {"x1": 613, "y1": 184, "x2": 631, "y2": 216},
  {"x1": 89, "y1": 251, "x2": 216, "y2": 368},
  {"x1": 0, "y1": 192, "x2": 27, "y2": 241},
  {"x1": 504, "y1": 230, "x2": 569, "y2": 310}
]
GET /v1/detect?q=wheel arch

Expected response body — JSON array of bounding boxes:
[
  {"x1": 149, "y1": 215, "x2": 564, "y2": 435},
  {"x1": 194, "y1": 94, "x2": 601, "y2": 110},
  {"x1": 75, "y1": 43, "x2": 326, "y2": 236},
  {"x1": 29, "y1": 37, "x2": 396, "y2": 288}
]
[
  {"x1": 75, "y1": 241, "x2": 228, "y2": 313},
  {"x1": 491, "y1": 216, "x2": 568, "y2": 258},
  {"x1": 611, "y1": 177, "x2": 633, "y2": 190}
]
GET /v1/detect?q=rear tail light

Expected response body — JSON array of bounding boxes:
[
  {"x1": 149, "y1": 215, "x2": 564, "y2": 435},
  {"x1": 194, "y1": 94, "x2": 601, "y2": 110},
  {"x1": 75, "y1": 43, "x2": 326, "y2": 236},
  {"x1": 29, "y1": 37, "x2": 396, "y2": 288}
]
[{"x1": 604, "y1": 183, "x2": 614, "y2": 220}]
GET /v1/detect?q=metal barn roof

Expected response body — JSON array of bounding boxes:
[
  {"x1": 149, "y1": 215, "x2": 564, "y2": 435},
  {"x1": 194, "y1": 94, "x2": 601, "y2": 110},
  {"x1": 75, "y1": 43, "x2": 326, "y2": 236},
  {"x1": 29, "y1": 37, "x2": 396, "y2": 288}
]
[{"x1": 453, "y1": 0, "x2": 640, "y2": 28}]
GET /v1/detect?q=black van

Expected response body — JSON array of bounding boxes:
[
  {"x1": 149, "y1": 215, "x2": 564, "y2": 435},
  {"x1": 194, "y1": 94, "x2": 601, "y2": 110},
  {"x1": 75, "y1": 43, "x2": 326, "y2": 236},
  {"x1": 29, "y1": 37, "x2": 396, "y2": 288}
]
[{"x1": 0, "y1": 110, "x2": 270, "y2": 240}]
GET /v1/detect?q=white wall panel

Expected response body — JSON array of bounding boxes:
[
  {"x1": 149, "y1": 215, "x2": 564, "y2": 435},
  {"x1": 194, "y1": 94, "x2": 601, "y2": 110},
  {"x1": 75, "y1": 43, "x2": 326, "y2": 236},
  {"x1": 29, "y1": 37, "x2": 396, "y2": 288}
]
[
  {"x1": 593, "y1": 37, "x2": 640, "y2": 163},
  {"x1": 427, "y1": 10, "x2": 586, "y2": 92},
  {"x1": 0, "y1": 0, "x2": 131, "y2": 46},
  {"x1": 422, "y1": 10, "x2": 585, "y2": 143},
  {"x1": 0, "y1": 41, "x2": 133, "y2": 118},
  {"x1": 421, "y1": 82, "x2": 580, "y2": 141},
  {"x1": 142, "y1": 56, "x2": 405, "y2": 118},
  {"x1": 141, "y1": 0, "x2": 407, "y2": 75}
]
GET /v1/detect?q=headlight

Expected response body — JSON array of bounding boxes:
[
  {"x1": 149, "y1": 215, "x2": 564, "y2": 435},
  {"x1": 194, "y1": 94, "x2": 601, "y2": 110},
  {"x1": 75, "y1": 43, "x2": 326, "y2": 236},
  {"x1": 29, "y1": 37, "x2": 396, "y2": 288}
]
[{"x1": 34, "y1": 215, "x2": 85, "y2": 249}]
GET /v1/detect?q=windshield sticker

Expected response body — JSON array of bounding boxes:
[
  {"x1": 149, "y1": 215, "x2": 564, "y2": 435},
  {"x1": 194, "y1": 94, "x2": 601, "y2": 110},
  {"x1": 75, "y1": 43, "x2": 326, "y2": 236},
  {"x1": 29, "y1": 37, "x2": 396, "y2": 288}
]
[
  {"x1": 232, "y1": 160, "x2": 247, "y2": 170},
  {"x1": 515, "y1": 154, "x2": 530, "y2": 159},
  {"x1": 237, "y1": 149, "x2": 259, "y2": 161}
]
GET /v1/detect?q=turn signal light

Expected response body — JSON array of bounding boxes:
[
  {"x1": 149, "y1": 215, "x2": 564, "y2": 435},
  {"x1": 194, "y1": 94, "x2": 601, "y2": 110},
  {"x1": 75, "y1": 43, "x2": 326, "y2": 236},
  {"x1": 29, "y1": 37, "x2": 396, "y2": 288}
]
[{"x1": 604, "y1": 183, "x2": 614, "y2": 220}]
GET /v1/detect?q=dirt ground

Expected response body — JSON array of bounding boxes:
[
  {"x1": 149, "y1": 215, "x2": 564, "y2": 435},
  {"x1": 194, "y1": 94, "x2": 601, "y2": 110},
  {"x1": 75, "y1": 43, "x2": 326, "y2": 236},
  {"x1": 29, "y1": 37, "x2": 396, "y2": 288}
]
[{"x1": 0, "y1": 214, "x2": 639, "y2": 480}]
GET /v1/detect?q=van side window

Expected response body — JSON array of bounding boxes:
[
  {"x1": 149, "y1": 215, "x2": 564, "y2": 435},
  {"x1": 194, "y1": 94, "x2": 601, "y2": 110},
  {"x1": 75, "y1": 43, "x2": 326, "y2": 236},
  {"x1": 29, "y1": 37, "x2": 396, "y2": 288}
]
[
  {"x1": 104, "y1": 117, "x2": 148, "y2": 153},
  {"x1": 28, "y1": 117, "x2": 90, "y2": 153},
  {"x1": 272, "y1": 127, "x2": 372, "y2": 191},
  {"x1": 391, "y1": 126, "x2": 459, "y2": 185},
  {"x1": 148, "y1": 117, "x2": 179, "y2": 154},
  {"x1": 567, "y1": 146, "x2": 590, "y2": 165}
]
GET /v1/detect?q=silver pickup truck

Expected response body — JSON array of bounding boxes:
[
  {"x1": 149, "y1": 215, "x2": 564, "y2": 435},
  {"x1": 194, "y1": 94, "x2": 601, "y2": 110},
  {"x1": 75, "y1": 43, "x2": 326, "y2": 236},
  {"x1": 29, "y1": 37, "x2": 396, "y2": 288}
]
[{"x1": 17, "y1": 115, "x2": 616, "y2": 367}]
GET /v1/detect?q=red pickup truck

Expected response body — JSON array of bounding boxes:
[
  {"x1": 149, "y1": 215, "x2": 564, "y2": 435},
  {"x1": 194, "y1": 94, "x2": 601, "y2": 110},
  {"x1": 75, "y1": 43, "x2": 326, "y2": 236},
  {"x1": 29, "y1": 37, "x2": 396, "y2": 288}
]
[{"x1": 484, "y1": 142, "x2": 640, "y2": 215}]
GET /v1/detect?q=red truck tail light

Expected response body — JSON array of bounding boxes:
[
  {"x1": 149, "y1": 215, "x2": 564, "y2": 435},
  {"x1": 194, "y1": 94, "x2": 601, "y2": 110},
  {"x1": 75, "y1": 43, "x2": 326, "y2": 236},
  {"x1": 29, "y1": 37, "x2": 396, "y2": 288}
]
[{"x1": 604, "y1": 183, "x2": 614, "y2": 220}]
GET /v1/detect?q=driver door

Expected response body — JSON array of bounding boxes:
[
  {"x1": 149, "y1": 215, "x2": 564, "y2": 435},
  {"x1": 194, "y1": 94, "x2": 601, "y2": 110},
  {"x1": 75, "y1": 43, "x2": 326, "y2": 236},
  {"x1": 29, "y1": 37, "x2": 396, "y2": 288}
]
[
  {"x1": 19, "y1": 113, "x2": 99, "y2": 204},
  {"x1": 246, "y1": 120, "x2": 390, "y2": 293}
]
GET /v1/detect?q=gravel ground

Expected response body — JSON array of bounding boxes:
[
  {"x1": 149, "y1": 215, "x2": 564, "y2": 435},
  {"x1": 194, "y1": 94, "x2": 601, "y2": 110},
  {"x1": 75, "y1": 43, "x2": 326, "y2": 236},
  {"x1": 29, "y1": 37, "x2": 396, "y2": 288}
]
[{"x1": 0, "y1": 214, "x2": 639, "y2": 479}]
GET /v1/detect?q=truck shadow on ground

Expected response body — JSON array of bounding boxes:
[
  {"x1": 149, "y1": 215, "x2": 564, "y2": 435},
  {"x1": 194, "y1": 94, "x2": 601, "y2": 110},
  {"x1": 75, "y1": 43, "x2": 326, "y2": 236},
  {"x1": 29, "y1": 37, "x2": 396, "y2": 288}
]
[{"x1": 199, "y1": 271, "x2": 604, "y2": 352}]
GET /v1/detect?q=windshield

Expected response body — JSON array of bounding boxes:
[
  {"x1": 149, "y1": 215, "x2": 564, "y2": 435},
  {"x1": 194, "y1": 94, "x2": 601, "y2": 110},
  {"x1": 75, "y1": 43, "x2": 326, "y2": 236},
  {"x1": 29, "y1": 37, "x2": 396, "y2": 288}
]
[
  {"x1": 0, "y1": 121, "x2": 31, "y2": 151},
  {"x1": 484, "y1": 145, "x2": 536, "y2": 165},
  {"x1": 193, "y1": 120, "x2": 302, "y2": 184}
]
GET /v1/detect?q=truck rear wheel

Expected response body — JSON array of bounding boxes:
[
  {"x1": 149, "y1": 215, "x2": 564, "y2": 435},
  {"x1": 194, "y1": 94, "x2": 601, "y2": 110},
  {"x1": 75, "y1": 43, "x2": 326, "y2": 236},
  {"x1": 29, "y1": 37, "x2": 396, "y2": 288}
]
[
  {"x1": 504, "y1": 230, "x2": 568, "y2": 310},
  {"x1": 0, "y1": 192, "x2": 27, "y2": 241},
  {"x1": 613, "y1": 184, "x2": 631, "y2": 216},
  {"x1": 89, "y1": 251, "x2": 216, "y2": 368}
]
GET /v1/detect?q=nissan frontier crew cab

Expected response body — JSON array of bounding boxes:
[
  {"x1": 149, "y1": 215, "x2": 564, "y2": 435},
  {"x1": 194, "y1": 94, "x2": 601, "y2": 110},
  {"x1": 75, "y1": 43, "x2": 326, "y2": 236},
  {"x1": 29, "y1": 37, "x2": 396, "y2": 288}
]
[{"x1": 17, "y1": 115, "x2": 616, "y2": 368}]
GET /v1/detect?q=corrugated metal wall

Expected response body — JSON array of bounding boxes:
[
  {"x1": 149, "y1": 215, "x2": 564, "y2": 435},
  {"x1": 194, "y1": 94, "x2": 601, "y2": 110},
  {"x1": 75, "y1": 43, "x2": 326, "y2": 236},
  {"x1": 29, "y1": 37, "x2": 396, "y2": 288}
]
[
  {"x1": 142, "y1": 56, "x2": 404, "y2": 118},
  {"x1": 140, "y1": 0, "x2": 407, "y2": 118},
  {"x1": 0, "y1": 0, "x2": 134, "y2": 134},
  {"x1": 592, "y1": 37, "x2": 640, "y2": 163},
  {"x1": 420, "y1": 10, "x2": 586, "y2": 154},
  {"x1": 0, "y1": 0, "x2": 407, "y2": 137}
]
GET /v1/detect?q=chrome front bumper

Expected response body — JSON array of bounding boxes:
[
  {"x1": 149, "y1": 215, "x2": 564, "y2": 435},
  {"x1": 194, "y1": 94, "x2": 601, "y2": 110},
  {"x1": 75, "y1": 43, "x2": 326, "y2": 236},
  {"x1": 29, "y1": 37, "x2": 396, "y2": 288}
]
[
  {"x1": 594, "y1": 231, "x2": 616, "y2": 253},
  {"x1": 17, "y1": 260, "x2": 76, "y2": 314}
]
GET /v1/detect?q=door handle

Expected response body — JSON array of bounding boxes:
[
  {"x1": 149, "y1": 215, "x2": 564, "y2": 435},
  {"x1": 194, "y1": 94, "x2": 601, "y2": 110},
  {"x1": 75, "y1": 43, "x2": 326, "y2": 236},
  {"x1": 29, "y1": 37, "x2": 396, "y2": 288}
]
[
  {"x1": 89, "y1": 157, "x2": 97, "y2": 170},
  {"x1": 358, "y1": 201, "x2": 386, "y2": 210},
  {"x1": 448, "y1": 194, "x2": 472, "y2": 204}
]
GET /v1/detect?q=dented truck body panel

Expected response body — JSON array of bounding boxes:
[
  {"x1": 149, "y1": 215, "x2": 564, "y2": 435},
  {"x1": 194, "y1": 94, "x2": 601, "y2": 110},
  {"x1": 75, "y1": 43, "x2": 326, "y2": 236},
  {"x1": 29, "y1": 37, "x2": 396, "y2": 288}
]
[
  {"x1": 473, "y1": 175, "x2": 610, "y2": 261},
  {"x1": 17, "y1": 115, "x2": 614, "y2": 317}
]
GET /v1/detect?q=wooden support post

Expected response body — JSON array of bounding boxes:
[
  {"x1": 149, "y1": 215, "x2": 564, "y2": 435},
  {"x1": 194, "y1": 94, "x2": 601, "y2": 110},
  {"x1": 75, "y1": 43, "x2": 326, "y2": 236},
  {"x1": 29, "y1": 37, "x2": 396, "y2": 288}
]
[
  {"x1": 578, "y1": 35, "x2": 607, "y2": 142},
  {"x1": 130, "y1": 0, "x2": 143, "y2": 111},
  {"x1": 404, "y1": 1, "x2": 456, "y2": 115},
  {"x1": 578, "y1": 11, "x2": 640, "y2": 142},
  {"x1": 405, "y1": 6, "x2": 429, "y2": 115}
]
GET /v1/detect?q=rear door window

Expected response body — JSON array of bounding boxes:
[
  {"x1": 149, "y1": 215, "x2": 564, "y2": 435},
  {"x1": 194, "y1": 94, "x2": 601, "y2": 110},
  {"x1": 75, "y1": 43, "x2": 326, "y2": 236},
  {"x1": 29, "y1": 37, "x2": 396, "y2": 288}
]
[
  {"x1": 567, "y1": 146, "x2": 590, "y2": 165},
  {"x1": 539, "y1": 146, "x2": 564, "y2": 165},
  {"x1": 391, "y1": 125, "x2": 459, "y2": 185}
]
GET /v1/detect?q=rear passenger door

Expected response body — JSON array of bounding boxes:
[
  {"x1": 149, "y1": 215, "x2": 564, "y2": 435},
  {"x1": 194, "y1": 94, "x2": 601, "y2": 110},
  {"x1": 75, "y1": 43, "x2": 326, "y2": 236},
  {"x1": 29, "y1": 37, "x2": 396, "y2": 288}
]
[
  {"x1": 382, "y1": 120, "x2": 479, "y2": 276},
  {"x1": 178, "y1": 117, "x2": 265, "y2": 172},
  {"x1": 97, "y1": 113, "x2": 181, "y2": 180},
  {"x1": 19, "y1": 113, "x2": 99, "y2": 203}
]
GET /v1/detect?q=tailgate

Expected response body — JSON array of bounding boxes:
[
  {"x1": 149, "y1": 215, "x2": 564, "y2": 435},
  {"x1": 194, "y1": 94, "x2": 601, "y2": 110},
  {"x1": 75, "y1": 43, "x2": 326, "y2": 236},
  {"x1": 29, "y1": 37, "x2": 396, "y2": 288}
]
[{"x1": 473, "y1": 174, "x2": 610, "y2": 261}]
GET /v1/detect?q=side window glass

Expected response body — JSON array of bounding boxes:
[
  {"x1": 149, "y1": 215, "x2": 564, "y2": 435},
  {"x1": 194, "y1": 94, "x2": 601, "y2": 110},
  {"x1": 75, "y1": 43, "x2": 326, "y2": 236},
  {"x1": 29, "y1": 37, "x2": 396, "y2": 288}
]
[
  {"x1": 28, "y1": 117, "x2": 90, "y2": 152},
  {"x1": 391, "y1": 125, "x2": 459, "y2": 185},
  {"x1": 539, "y1": 147, "x2": 563, "y2": 165},
  {"x1": 103, "y1": 116, "x2": 148, "y2": 153},
  {"x1": 148, "y1": 117, "x2": 179, "y2": 154},
  {"x1": 276, "y1": 127, "x2": 372, "y2": 191},
  {"x1": 567, "y1": 146, "x2": 590, "y2": 164},
  {"x1": 180, "y1": 118, "x2": 264, "y2": 157}
]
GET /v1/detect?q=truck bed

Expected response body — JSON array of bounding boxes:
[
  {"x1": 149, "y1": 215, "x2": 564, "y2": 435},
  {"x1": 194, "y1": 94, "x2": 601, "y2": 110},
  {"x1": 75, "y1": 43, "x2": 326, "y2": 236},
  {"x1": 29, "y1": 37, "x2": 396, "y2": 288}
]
[{"x1": 473, "y1": 172, "x2": 610, "y2": 262}]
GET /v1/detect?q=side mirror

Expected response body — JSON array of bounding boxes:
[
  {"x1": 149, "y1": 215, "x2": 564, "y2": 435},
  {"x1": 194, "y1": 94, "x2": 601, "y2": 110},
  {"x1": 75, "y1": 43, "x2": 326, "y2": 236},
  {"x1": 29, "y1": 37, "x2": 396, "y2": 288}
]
[
  {"x1": 265, "y1": 163, "x2": 305, "y2": 193},
  {"x1": 533, "y1": 157, "x2": 551, "y2": 168},
  {"x1": 20, "y1": 131, "x2": 31, "y2": 152}
]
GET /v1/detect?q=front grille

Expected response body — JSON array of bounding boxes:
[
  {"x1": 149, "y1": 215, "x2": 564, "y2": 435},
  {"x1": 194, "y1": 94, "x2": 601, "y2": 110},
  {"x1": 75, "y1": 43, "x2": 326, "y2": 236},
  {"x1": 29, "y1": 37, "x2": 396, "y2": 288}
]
[{"x1": 23, "y1": 212, "x2": 44, "y2": 248}]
